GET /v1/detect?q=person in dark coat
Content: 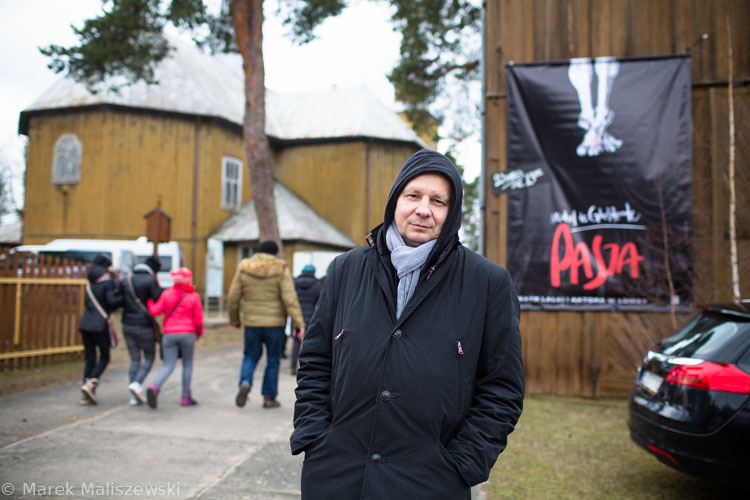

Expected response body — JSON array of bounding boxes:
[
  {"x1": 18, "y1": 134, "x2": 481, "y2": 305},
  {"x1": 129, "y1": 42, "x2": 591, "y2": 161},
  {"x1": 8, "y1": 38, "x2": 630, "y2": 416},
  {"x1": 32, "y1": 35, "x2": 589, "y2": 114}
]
[
  {"x1": 291, "y1": 264, "x2": 322, "y2": 375},
  {"x1": 79, "y1": 254, "x2": 122, "y2": 405},
  {"x1": 291, "y1": 149, "x2": 524, "y2": 499},
  {"x1": 118, "y1": 256, "x2": 163, "y2": 405}
]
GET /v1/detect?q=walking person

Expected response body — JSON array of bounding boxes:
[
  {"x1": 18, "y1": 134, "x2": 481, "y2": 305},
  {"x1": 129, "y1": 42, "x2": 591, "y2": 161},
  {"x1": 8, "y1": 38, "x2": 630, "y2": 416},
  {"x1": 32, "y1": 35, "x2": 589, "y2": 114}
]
[
  {"x1": 291, "y1": 149, "x2": 524, "y2": 499},
  {"x1": 291, "y1": 264, "x2": 322, "y2": 375},
  {"x1": 78, "y1": 255, "x2": 122, "y2": 405},
  {"x1": 118, "y1": 256, "x2": 163, "y2": 405},
  {"x1": 228, "y1": 240, "x2": 305, "y2": 409},
  {"x1": 146, "y1": 267, "x2": 203, "y2": 409}
]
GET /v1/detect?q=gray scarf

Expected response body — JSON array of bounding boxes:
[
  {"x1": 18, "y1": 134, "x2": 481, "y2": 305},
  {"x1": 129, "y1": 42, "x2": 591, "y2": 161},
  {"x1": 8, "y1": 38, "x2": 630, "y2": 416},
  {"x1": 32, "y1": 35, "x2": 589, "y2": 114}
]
[{"x1": 386, "y1": 221, "x2": 436, "y2": 318}]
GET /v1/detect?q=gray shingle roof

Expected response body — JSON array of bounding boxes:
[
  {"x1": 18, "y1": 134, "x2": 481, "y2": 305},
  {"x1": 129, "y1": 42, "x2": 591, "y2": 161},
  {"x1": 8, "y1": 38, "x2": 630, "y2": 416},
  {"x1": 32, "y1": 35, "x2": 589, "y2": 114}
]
[
  {"x1": 211, "y1": 183, "x2": 356, "y2": 249},
  {"x1": 21, "y1": 36, "x2": 423, "y2": 146}
]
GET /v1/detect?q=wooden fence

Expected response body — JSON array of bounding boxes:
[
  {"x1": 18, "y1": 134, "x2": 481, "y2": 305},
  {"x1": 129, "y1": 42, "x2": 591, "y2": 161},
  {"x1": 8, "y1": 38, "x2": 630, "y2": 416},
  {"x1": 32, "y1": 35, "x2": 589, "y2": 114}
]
[{"x1": 0, "y1": 249, "x2": 88, "y2": 371}]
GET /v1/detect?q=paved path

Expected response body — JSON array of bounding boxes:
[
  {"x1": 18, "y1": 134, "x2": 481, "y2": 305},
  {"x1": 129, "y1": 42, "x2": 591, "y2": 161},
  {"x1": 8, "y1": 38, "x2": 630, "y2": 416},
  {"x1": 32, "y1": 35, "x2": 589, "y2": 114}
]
[
  {"x1": 0, "y1": 343, "x2": 486, "y2": 499},
  {"x1": 0, "y1": 345, "x2": 301, "y2": 499}
]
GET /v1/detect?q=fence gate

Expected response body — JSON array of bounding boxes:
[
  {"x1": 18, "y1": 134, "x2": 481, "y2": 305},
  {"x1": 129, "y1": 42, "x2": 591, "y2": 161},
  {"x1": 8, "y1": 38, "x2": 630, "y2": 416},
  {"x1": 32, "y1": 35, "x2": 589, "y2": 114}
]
[{"x1": 0, "y1": 249, "x2": 88, "y2": 370}]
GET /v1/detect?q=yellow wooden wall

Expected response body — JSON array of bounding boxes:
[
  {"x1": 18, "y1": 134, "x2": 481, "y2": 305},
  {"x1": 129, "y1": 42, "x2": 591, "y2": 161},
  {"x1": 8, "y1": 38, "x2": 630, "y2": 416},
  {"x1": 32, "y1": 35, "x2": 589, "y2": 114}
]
[
  {"x1": 24, "y1": 106, "x2": 419, "y2": 295},
  {"x1": 485, "y1": 0, "x2": 750, "y2": 396},
  {"x1": 273, "y1": 141, "x2": 419, "y2": 245},
  {"x1": 23, "y1": 108, "x2": 247, "y2": 292}
]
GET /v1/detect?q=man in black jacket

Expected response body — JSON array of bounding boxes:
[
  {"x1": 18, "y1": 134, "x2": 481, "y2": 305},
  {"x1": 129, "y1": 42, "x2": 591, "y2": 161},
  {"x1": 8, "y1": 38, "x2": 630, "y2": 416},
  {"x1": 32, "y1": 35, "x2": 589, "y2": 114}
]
[
  {"x1": 291, "y1": 149, "x2": 524, "y2": 499},
  {"x1": 291, "y1": 264, "x2": 322, "y2": 375},
  {"x1": 118, "y1": 257, "x2": 163, "y2": 405}
]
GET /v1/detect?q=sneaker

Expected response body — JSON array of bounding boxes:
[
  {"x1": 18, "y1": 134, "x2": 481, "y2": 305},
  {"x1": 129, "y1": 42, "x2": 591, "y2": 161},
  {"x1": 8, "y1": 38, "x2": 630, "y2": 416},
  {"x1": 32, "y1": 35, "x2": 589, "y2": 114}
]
[
  {"x1": 129, "y1": 396, "x2": 140, "y2": 406},
  {"x1": 129, "y1": 381, "x2": 146, "y2": 405},
  {"x1": 79, "y1": 396, "x2": 95, "y2": 406},
  {"x1": 146, "y1": 385, "x2": 158, "y2": 409},
  {"x1": 80, "y1": 379, "x2": 97, "y2": 405},
  {"x1": 180, "y1": 395, "x2": 198, "y2": 406},
  {"x1": 235, "y1": 381, "x2": 251, "y2": 408},
  {"x1": 262, "y1": 397, "x2": 281, "y2": 409}
]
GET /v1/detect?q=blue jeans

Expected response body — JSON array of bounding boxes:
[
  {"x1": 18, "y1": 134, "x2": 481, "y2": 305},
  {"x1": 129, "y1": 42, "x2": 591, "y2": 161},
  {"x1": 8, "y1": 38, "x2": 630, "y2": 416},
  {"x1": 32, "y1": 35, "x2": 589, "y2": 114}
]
[{"x1": 240, "y1": 326, "x2": 284, "y2": 399}]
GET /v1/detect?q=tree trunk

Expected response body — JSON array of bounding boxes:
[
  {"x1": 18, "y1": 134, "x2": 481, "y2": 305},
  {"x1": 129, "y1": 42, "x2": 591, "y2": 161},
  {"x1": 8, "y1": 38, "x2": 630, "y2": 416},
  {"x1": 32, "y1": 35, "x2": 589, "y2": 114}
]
[{"x1": 231, "y1": 0, "x2": 281, "y2": 251}]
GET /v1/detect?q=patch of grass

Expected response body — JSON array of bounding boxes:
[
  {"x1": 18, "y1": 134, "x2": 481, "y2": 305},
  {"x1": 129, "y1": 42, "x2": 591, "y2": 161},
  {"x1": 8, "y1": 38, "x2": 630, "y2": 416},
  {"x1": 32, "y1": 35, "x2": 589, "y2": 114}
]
[
  {"x1": 489, "y1": 395, "x2": 740, "y2": 499},
  {"x1": 0, "y1": 322, "x2": 242, "y2": 398}
]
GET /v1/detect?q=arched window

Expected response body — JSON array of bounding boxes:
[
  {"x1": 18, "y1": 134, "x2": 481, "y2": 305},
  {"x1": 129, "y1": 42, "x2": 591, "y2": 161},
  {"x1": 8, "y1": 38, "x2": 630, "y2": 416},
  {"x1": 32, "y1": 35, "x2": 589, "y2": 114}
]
[{"x1": 51, "y1": 134, "x2": 82, "y2": 184}]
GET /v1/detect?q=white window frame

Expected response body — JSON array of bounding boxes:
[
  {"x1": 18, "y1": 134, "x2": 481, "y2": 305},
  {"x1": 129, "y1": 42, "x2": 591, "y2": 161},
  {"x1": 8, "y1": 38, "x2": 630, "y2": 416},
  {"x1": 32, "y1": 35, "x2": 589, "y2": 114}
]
[
  {"x1": 221, "y1": 155, "x2": 243, "y2": 211},
  {"x1": 51, "y1": 133, "x2": 82, "y2": 185}
]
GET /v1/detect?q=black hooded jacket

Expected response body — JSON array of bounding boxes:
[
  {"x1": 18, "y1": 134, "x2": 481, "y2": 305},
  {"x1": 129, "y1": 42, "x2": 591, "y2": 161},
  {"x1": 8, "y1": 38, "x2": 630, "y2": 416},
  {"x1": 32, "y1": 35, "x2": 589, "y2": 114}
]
[
  {"x1": 294, "y1": 272, "x2": 322, "y2": 326},
  {"x1": 118, "y1": 263, "x2": 164, "y2": 327},
  {"x1": 78, "y1": 264, "x2": 122, "y2": 334},
  {"x1": 291, "y1": 149, "x2": 524, "y2": 499}
]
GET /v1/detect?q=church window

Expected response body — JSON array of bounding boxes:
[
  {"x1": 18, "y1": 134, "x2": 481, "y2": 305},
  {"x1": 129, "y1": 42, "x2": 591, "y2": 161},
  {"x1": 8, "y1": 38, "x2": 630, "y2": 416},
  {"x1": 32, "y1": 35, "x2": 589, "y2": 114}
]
[{"x1": 51, "y1": 134, "x2": 82, "y2": 184}]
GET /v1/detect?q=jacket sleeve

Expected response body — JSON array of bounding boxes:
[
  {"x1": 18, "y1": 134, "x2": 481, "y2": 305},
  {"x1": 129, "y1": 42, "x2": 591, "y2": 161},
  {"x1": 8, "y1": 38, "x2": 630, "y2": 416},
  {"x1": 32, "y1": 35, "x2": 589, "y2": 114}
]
[
  {"x1": 147, "y1": 291, "x2": 167, "y2": 317},
  {"x1": 445, "y1": 266, "x2": 524, "y2": 487},
  {"x1": 192, "y1": 293, "x2": 204, "y2": 337},
  {"x1": 104, "y1": 279, "x2": 123, "y2": 311},
  {"x1": 227, "y1": 269, "x2": 243, "y2": 326},
  {"x1": 290, "y1": 259, "x2": 337, "y2": 455},
  {"x1": 280, "y1": 266, "x2": 305, "y2": 329},
  {"x1": 149, "y1": 277, "x2": 163, "y2": 302}
]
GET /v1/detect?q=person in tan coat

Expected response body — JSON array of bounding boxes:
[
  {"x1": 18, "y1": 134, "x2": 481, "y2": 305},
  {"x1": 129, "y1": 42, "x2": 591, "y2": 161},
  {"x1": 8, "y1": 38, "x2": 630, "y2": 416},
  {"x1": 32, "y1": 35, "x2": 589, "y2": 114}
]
[{"x1": 228, "y1": 240, "x2": 305, "y2": 408}]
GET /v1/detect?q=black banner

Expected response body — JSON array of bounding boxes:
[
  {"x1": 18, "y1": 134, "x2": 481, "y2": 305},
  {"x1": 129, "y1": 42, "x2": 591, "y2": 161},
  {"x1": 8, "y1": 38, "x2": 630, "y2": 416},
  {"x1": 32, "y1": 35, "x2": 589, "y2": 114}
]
[{"x1": 503, "y1": 56, "x2": 693, "y2": 311}]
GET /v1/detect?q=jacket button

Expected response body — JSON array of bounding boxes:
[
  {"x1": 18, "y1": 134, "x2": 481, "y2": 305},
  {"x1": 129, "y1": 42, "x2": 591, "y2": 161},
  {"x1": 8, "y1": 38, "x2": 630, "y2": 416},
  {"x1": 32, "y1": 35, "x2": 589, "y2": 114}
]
[
  {"x1": 370, "y1": 453, "x2": 382, "y2": 464},
  {"x1": 380, "y1": 390, "x2": 391, "y2": 401},
  {"x1": 393, "y1": 329, "x2": 402, "y2": 338}
]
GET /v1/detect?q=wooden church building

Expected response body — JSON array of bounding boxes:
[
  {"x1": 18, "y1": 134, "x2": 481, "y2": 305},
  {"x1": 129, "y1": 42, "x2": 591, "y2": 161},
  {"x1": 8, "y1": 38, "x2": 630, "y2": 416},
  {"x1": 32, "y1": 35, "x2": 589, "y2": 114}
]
[{"x1": 18, "y1": 36, "x2": 426, "y2": 293}]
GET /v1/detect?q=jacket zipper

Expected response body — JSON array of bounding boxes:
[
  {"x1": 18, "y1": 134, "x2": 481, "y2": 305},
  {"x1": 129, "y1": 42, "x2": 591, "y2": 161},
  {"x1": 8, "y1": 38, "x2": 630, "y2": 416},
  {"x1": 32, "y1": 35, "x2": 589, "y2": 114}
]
[
  {"x1": 425, "y1": 265, "x2": 437, "y2": 280},
  {"x1": 457, "y1": 341, "x2": 463, "y2": 413}
]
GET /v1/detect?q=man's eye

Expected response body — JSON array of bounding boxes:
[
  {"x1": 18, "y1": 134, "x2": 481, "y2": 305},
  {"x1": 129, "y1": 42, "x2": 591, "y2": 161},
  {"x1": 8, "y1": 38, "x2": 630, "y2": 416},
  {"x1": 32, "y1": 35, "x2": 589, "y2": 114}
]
[{"x1": 432, "y1": 199, "x2": 446, "y2": 206}]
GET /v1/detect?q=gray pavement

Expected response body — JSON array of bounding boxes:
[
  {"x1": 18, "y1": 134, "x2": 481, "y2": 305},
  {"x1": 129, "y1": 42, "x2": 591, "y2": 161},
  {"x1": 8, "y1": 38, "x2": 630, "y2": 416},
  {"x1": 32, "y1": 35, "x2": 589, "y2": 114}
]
[{"x1": 0, "y1": 341, "x2": 486, "y2": 499}]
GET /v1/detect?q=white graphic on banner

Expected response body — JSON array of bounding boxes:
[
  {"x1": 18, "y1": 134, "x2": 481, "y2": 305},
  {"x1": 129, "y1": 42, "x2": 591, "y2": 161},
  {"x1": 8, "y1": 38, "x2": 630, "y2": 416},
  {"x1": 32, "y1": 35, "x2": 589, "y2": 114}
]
[
  {"x1": 492, "y1": 168, "x2": 544, "y2": 192},
  {"x1": 568, "y1": 57, "x2": 622, "y2": 157}
]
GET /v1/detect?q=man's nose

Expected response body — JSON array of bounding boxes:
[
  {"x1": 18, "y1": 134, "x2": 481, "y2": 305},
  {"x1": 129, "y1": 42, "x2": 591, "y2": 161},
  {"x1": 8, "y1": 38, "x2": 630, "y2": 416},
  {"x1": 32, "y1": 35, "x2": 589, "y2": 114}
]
[{"x1": 415, "y1": 201, "x2": 431, "y2": 216}]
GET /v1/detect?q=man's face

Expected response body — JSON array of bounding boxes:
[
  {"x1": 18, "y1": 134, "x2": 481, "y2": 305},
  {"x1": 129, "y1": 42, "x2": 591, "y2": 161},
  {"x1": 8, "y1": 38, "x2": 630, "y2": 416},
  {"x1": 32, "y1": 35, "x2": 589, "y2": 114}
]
[{"x1": 394, "y1": 173, "x2": 451, "y2": 247}]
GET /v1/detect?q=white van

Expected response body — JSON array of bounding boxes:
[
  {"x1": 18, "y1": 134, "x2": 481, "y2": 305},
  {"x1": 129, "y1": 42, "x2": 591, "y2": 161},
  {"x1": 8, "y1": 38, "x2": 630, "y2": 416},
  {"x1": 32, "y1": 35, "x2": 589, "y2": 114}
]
[
  {"x1": 12, "y1": 237, "x2": 183, "y2": 285},
  {"x1": 130, "y1": 236, "x2": 184, "y2": 287},
  {"x1": 13, "y1": 240, "x2": 137, "y2": 276}
]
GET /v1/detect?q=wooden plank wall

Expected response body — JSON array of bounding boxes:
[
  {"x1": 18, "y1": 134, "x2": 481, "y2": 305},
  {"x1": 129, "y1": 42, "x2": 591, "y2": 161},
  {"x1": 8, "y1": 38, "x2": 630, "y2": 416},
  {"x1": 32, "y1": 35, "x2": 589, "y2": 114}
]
[
  {"x1": 23, "y1": 109, "x2": 246, "y2": 293},
  {"x1": 273, "y1": 141, "x2": 419, "y2": 245},
  {"x1": 485, "y1": 0, "x2": 750, "y2": 395}
]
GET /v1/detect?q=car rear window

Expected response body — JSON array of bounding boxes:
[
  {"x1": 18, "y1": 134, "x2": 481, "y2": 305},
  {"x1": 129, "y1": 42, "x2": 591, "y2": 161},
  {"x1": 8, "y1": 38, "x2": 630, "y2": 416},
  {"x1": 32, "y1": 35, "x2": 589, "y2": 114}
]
[{"x1": 662, "y1": 311, "x2": 750, "y2": 362}]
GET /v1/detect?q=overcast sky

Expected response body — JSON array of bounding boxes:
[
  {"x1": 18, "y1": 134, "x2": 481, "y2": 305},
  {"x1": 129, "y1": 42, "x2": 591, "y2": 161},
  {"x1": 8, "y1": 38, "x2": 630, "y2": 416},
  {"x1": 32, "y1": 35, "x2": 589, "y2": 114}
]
[{"x1": 0, "y1": 0, "x2": 479, "y2": 224}]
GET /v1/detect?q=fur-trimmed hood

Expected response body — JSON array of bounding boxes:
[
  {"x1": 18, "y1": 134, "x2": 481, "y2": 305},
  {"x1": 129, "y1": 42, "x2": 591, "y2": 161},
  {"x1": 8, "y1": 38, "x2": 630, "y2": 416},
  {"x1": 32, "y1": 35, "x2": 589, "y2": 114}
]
[{"x1": 240, "y1": 252, "x2": 286, "y2": 278}]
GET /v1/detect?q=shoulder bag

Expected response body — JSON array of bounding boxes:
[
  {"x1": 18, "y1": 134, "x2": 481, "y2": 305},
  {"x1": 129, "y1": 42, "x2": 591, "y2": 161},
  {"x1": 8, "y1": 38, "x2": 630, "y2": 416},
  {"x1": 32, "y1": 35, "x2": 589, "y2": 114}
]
[
  {"x1": 127, "y1": 274, "x2": 162, "y2": 343},
  {"x1": 85, "y1": 282, "x2": 118, "y2": 347}
]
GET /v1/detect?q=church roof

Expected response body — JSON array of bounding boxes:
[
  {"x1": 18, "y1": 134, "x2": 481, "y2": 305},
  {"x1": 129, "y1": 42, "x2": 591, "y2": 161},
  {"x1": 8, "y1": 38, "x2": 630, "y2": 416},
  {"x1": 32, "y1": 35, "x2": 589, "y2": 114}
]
[
  {"x1": 211, "y1": 182, "x2": 356, "y2": 249},
  {"x1": 19, "y1": 36, "x2": 423, "y2": 146}
]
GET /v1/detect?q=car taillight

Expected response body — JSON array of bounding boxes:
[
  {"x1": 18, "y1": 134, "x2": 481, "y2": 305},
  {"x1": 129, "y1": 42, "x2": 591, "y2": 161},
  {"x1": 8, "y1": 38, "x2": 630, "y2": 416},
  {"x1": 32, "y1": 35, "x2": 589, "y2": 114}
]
[{"x1": 666, "y1": 361, "x2": 750, "y2": 394}]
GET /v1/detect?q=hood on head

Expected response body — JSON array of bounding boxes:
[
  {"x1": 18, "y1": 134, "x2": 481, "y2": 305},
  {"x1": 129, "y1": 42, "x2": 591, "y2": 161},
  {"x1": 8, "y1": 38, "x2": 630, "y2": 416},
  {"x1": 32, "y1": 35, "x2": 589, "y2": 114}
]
[
  {"x1": 382, "y1": 149, "x2": 464, "y2": 253},
  {"x1": 87, "y1": 264, "x2": 109, "y2": 283},
  {"x1": 241, "y1": 253, "x2": 285, "y2": 278}
]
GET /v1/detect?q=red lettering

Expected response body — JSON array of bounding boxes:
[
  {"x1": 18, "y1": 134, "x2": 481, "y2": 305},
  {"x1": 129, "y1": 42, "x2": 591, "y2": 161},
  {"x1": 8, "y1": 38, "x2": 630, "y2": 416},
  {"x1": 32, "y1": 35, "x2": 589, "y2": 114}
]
[
  {"x1": 549, "y1": 223, "x2": 644, "y2": 290},
  {"x1": 617, "y1": 243, "x2": 644, "y2": 278}
]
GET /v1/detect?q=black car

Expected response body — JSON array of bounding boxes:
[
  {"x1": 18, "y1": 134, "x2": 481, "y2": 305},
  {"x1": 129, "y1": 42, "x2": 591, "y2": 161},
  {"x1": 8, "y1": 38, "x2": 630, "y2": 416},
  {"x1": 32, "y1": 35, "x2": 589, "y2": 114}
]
[{"x1": 628, "y1": 301, "x2": 750, "y2": 486}]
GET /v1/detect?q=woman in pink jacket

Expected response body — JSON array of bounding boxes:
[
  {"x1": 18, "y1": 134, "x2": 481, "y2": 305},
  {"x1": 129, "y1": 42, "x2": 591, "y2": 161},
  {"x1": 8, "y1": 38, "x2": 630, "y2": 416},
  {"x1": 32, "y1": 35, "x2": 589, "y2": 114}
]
[{"x1": 146, "y1": 267, "x2": 204, "y2": 408}]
